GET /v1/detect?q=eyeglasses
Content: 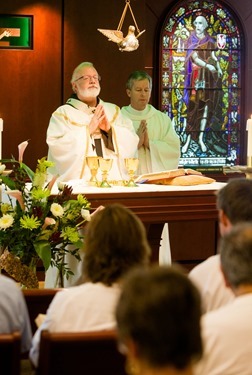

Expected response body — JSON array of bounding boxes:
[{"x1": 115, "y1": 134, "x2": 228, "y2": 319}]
[{"x1": 74, "y1": 75, "x2": 101, "y2": 83}]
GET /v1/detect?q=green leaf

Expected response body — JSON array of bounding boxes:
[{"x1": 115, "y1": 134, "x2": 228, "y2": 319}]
[
  {"x1": 73, "y1": 239, "x2": 84, "y2": 249},
  {"x1": 21, "y1": 163, "x2": 35, "y2": 181},
  {"x1": 34, "y1": 241, "x2": 51, "y2": 270},
  {"x1": 0, "y1": 176, "x2": 17, "y2": 189},
  {"x1": 0, "y1": 158, "x2": 17, "y2": 163}
]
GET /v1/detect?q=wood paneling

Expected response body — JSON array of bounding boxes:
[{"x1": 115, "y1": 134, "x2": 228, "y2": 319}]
[
  {"x1": 0, "y1": 1, "x2": 62, "y2": 170},
  {"x1": 63, "y1": 0, "x2": 145, "y2": 105}
]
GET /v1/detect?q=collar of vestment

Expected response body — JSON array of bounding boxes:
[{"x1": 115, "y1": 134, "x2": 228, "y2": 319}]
[
  {"x1": 123, "y1": 104, "x2": 157, "y2": 120},
  {"x1": 66, "y1": 95, "x2": 100, "y2": 115}
]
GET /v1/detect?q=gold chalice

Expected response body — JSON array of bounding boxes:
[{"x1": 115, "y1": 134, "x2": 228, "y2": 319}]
[
  {"x1": 124, "y1": 158, "x2": 139, "y2": 187},
  {"x1": 98, "y1": 158, "x2": 113, "y2": 187},
  {"x1": 86, "y1": 156, "x2": 100, "y2": 185}
]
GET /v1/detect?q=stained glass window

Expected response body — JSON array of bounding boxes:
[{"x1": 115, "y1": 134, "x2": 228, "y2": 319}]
[{"x1": 160, "y1": 0, "x2": 242, "y2": 172}]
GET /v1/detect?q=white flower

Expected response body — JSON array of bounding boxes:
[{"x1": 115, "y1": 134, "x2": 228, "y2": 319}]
[
  {"x1": 18, "y1": 141, "x2": 29, "y2": 163},
  {"x1": 81, "y1": 208, "x2": 91, "y2": 221},
  {"x1": 0, "y1": 163, "x2": 6, "y2": 174},
  {"x1": 0, "y1": 214, "x2": 14, "y2": 230},
  {"x1": 50, "y1": 203, "x2": 64, "y2": 217},
  {"x1": 57, "y1": 181, "x2": 65, "y2": 191}
]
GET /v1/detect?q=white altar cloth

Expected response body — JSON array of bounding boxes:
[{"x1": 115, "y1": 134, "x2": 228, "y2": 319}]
[
  {"x1": 1, "y1": 181, "x2": 226, "y2": 288},
  {"x1": 51, "y1": 180, "x2": 226, "y2": 195},
  {"x1": 49, "y1": 180, "x2": 225, "y2": 284}
]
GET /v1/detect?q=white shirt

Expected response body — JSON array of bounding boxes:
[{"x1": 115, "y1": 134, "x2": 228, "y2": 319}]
[
  {"x1": 29, "y1": 282, "x2": 121, "y2": 367},
  {"x1": 0, "y1": 275, "x2": 32, "y2": 352},
  {"x1": 189, "y1": 254, "x2": 234, "y2": 313},
  {"x1": 194, "y1": 294, "x2": 252, "y2": 375}
]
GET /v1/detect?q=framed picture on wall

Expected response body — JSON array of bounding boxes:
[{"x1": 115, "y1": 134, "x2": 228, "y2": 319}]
[{"x1": 0, "y1": 14, "x2": 33, "y2": 49}]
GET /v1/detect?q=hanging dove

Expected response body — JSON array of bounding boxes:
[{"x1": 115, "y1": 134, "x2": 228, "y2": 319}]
[{"x1": 98, "y1": 25, "x2": 145, "y2": 52}]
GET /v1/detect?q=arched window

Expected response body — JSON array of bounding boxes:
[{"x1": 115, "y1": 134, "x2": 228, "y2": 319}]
[{"x1": 159, "y1": 0, "x2": 243, "y2": 172}]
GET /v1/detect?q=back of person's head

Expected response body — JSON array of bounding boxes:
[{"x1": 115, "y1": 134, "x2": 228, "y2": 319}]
[
  {"x1": 216, "y1": 178, "x2": 252, "y2": 224},
  {"x1": 126, "y1": 70, "x2": 152, "y2": 90},
  {"x1": 220, "y1": 222, "x2": 252, "y2": 289},
  {"x1": 82, "y1": 204, "x2": 151, "y2": 286},
  {"x1": 116, "y1": 265, "x2": 203, "y2": 371}
]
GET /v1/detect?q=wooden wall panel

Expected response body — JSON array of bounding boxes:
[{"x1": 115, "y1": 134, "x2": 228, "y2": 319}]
[
  {"x1": 63, "y1": 0, "x2": 146, "y2": 107},
  {"x1": 0, "y1": 1, "x2": 62, "y2": 170}
]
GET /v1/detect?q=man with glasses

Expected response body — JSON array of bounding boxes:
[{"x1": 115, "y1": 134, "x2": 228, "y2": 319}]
[{"x1": 46, "y1": 61, "x2": 138, "y2": 182}]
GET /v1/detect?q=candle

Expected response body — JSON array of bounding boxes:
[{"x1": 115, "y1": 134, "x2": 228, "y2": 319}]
[
  {"x1": 0, "y1": 118, "x2": 3, "y2": 160},
  {"x1": 247, "y1": 115, "x2": 252, "y2": 166}
]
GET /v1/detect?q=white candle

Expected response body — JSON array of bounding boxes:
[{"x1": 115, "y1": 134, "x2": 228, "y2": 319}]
[
  {"x1": 246, "y1": 115, "x2": 252, "y2": 158},
  {"x1": 0, "y1": 118, "x2": 3, "y2": 159}
]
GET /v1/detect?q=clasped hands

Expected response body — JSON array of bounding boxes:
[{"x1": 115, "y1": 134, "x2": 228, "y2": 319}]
[
  {"x1": 137, "y1": 120, "x2": 149, "y2": 149},
  {"x1": 89, "y1": 104, "x2": 110, "y2": 135}
]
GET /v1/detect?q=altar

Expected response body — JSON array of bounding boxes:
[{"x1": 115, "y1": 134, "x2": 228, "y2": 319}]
[{"x1": 52, "y1": 181, "x2": 225, "y2": 269}]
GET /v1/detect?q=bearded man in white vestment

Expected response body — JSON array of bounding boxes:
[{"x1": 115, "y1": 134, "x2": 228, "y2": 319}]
[
  {"x1": 45, "y1": 62, "x2": 139, "y2": 287},
  {"x1": 121, "y1": 70, "x2": 180, "y2": 265},
  {"x1": 47, "y1": 62, "x2": 138, "y2": 183}
]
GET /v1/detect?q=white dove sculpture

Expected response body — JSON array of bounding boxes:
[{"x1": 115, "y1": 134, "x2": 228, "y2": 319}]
[{"x1": 98, "y1": 25, "x2": 145, "y2": 52}]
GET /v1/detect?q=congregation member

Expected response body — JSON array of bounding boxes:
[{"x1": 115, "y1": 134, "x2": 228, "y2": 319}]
[
  {"x1": 46, "y1": 61, "x2": 139, "y2": 182},
  {"x1": 0, "y1": 274, "x2": 32, "y2": 353},
  {"x1": 189, "y1": 178, "x2": 252, "y2": 313},
  {"x1": 194, "y1": 222, "x2": 252, "y2": 374},
  {"x1": 121, "y1": 70, "x2": 180, "y2": 265},
  {"x1": 115, "y1": 265, "x2": 203, "y2": 375},
  {"x1": 29, "y1": 203, "x2": 150, "y2": 367}
]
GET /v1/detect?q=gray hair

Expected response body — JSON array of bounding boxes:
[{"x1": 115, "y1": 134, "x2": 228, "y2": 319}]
[
  {"x1": 71, "y1": 62, "x2": 96, "y2": 83},
  {"x1": 220, "y1": 222, "x2": 252, "y2": 288},
  {"x1": 126, "y1": 70, "x2": 152, "y2": 90}
]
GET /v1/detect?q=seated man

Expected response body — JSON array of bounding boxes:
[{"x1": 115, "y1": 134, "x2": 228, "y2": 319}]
[
  {"x1": 116, "y1": 265, "x2": 203, "y2": 375},
  {"x1": 189, "y1": 178, "x2": 252, "y2": 313},
  {"x1": 195, "y1": 222, "x2": 252, "y2": 374},
  {"x1": 0, "y1": 274, "x2": 32, "y2": 353}
]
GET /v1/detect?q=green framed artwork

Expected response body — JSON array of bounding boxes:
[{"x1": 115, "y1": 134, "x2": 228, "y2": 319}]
[{"x1": 0, "y1": 15, "x2": 33, "y2": 49}]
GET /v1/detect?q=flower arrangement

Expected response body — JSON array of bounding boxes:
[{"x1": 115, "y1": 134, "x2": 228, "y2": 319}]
[{"x1": 0, "y1": 141, "x2": 91, "y2": 288}]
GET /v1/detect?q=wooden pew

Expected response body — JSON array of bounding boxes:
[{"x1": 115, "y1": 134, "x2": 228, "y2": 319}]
[
  {"x1": 36, "y1": 329, "x2": 127, "y2": 375},
  {"x1": 0, "y1": 332, "x2": 21, "y2": 375},
  {"x1": 22, "y1": 289, "x2": 62, "y2": 334}
]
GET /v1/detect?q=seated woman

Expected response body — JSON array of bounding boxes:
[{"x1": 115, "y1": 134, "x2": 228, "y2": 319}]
[
  {"x1": 29, "y1": 203, "x2": 150, "y2": 367},
  {"x1": 115, "y1": 265, "x2": 203, "y2": 375}
]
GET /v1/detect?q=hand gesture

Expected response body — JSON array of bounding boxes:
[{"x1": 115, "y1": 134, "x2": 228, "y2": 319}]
[
  {"x1": 143, "y1": 129, "x2": 149, "y2": 149},
  {"x1": 137, "y1": 120, "x2": 147, "y2": 148},
  {"x1": 89, "y1": 104, "x2": 110, "y2": 134}
]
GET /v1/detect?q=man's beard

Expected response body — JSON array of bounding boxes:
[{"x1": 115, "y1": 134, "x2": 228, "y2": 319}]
[{"x1": 79, "y1": 86, "x2": 100, "y2": 99}]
